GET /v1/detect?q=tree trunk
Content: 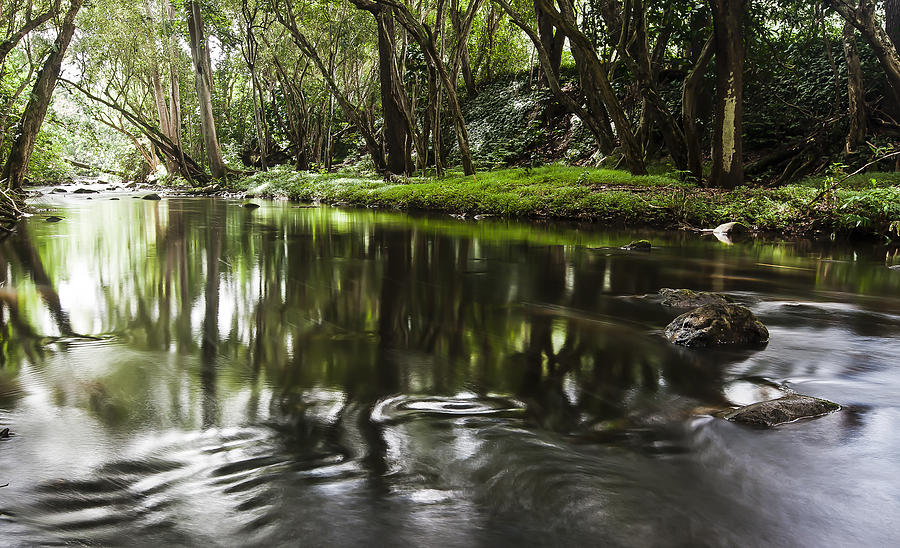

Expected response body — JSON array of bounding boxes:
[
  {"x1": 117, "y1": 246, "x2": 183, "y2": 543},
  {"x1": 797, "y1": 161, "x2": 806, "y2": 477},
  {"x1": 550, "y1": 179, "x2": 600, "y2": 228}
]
[
  {"x1": 382, "y1": 0, "x2": 476, "y2": 175},
  {"x1": 843, "y1": 22, "x2": 867, "y2": 152},
  {"x1": 374, "y1": 7, "x2": 411, "y2": 174},
  {"x1": 541, "y1": 0, "x2": 646, "y2": 174},
  {"x1": 186, "y1": 1, "x2": 227, "y2": 179},
  {"x1": 831, "y1": 0, "x2": 900, "y2": 106},
  {"x1": 276, "y1": 1, "x2": 387, "y2": 172},
  {"x1": 2, "y1": 0, "x2": 82, "y2": 190},
  {"x1": 449, "y1": 2, "x2": 478, "y2": 95},
  {"x1": 709, "y1": 0, "x2": 745, "y2": 189},
  {"x1": 534, "y1": 0, "x2": 565, "y2": 82},
  {"x1": 683, "y1": 34, "x2": 714, "y2": 182},
  {"x1": 493, "y1": 0, "x2": 615, "y2": 154},
  {"x1": 887, "y1": 0, "x2": 900, "y2": 50}
]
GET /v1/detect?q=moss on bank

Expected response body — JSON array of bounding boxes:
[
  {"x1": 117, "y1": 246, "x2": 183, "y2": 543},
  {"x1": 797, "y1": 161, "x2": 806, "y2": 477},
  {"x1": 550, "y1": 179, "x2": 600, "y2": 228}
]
[{"x1": 228, "y1": 165, "x2": 900, "y2": 240}]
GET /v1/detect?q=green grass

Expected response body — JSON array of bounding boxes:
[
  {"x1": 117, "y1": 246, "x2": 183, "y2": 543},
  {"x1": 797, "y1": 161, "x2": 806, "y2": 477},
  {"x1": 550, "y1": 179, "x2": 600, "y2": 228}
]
[{"x1": 228, "y1": 165, "x2": 900, "y2": 240}]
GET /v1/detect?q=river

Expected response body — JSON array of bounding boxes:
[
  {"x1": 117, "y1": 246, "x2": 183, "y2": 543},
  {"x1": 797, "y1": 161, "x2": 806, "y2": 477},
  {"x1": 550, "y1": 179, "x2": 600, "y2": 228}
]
[{"x1": 1, "y1": 186, "x2": 899, "y2": 546}]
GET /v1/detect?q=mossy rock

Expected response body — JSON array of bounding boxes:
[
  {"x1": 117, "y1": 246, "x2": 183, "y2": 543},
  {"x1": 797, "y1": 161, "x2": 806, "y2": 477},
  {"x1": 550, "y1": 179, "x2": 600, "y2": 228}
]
[
  {"x1": 659, "y1": 288, "x2": 730, "y2": 308},
  {"x1": 665, "y1": 303, "x2": 769, "y2": 348},
  {"x1": 722, "y1": 394, "x2": 840, "y2": 427},
  {"x1": 622, "y1": 239, "x2": 651, "y2": 251}
]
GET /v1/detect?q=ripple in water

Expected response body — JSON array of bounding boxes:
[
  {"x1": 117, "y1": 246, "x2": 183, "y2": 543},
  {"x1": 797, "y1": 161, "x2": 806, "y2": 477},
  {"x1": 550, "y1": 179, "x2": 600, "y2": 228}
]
[{"x1": 371, "y1": 394, "x2": 526, "y2": 424}]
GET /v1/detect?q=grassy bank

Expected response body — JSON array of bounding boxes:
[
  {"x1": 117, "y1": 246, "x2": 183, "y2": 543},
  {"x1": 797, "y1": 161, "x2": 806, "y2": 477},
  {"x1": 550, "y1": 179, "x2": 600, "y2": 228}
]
[{"x1": 228, "y1": 166, "x2": 900, "y2": 240}]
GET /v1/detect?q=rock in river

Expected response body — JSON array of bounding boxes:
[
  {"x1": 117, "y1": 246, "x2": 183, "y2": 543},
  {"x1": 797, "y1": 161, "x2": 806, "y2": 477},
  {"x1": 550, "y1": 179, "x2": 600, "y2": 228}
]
[
  {"x1": 73, "y1": 188, "x2": 98, "y2": 194},
  {"x1": 659, "y1": 288, "x2": 729, "y2": 308},
  {"x1": 622, "y1": 239, "x2": 651, "y2": 251},
  {"x1": 722, "y1": 394, "x2": 840, "y2": 427},
  {"x1": 665, "y1": 303, "x2": 769, "y2": 347},
  {"x1": 142, "y1": 193, "x2": 161, "y2": 201}
]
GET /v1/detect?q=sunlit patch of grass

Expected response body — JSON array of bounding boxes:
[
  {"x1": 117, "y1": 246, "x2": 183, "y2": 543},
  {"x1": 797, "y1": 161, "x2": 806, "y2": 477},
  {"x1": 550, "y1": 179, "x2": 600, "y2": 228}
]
[{"x1": 231, "y1": 166, "x2": 900, "y2": 239}]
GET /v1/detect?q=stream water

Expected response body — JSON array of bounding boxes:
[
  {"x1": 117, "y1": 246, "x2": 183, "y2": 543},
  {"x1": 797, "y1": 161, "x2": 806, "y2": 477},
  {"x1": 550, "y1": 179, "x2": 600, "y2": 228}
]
[{"x1": 1, "y1": 186, "x2": 899, "y2": 546}]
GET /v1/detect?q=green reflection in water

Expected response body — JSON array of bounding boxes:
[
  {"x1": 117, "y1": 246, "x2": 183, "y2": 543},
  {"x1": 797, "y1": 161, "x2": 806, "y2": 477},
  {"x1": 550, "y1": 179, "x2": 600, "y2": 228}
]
[{"x1": 0, "y1": 197, "x2": 898, "y2": 436}]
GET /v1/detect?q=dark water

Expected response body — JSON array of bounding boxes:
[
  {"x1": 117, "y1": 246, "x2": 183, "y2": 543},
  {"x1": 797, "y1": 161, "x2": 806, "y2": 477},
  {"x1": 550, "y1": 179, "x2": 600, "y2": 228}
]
[{"x1": 1, "y1": 189, "x2": 899, "y2": 546}]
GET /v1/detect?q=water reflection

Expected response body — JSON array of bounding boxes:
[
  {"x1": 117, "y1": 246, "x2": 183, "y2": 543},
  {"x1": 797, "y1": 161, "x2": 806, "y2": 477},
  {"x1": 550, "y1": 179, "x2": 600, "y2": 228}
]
[{"x1": 1, "y1": 196, "x2": 899, "y2": 545}]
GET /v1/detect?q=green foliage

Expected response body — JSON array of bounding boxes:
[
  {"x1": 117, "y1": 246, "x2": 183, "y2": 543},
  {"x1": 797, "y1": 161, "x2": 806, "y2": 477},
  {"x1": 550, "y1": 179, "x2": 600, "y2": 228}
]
[
  {"x1": 232, "y1": 165, "x2": 900, "y2": 240},
  {"x1": 27, "y1": 128, "x2": 73, "y2": 183}
]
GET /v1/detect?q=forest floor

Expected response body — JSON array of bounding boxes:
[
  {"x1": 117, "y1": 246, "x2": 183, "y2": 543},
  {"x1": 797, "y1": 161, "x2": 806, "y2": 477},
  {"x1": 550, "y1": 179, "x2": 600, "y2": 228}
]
[{"x1": 225, "y1": 165, "x2": 900, "y2": 240}]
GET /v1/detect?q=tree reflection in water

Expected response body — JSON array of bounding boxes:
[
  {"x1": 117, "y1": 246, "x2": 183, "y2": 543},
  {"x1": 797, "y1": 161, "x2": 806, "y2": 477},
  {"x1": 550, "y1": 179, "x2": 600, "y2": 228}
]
[{"x1": 1, "y1": 198, "x2": 900, "y2": 546}]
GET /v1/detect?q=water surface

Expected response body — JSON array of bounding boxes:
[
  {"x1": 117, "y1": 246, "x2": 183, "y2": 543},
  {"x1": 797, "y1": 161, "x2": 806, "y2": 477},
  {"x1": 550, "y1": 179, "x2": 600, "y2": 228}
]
[{"x1": 1, "y1": 191, "x2": 899, "y2": 546}]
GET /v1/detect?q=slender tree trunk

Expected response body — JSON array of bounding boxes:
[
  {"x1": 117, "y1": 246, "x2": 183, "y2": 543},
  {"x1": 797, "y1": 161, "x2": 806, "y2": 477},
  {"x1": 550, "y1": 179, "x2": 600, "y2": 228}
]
[
  {"x1": 831, "y1": 0, "x2": 900, "y2": 106},
  {"x1": 843, "y1": 22, "x2": 867, "y2": 152},
  {"x1": 250, "y1": 70, "x2": 268, "y2": 170},
  {"x1": 277, "y1": 1, "x2": 388, "y2": 172},
  {"x1": 541, "y1": 0, "x2": 646, "y2": 174},
  {"x1": 2, "y1": 0, "x2": 82, "y2": 190},
  {"x1": 709, "y1": 0, "x2": 745, "y2": 189},
  {"x1": 380, "y1": 0, "x2": 476, "y2": 175},
  {"x1": 493, "y1": 0, "x2": 615, "y2": 154},
  {"x1": 683, "y1": 34, "x2": 714, "y2": 182},
  {"x1": 186, "y1": 1, "x2": 227, "y2": 179}
]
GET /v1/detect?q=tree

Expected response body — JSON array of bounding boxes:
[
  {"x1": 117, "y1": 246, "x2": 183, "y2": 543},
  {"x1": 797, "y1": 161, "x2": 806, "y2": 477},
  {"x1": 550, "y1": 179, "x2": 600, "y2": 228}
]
[
  {"x1": 0, "y1": 0, "x2": 60, "y2": 68},
  {"x1": 843, "y1": 21, "x2": 867, "y2": 151},
  {"x1": 829, "y1": 0, "x2": 900, "y2": 105},
  {"x1": 709, "y1": 0, "x2": 745, "y2": 189},
  {"x1": 186, "y1": 0, "x2": 227, "y2": 179},
  {"x1": 2, "y1": 0, "x2": 82, "y2": 190},
  {"x1": 349, "y1": 0, "x2": 411, "y2": 175}
]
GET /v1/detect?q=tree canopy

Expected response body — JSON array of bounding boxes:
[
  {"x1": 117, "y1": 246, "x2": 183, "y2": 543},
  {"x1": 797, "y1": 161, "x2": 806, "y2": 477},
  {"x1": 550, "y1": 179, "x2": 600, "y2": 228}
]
[{"x1": 1, "y1": 0, "x2": 898, "y2": 189}]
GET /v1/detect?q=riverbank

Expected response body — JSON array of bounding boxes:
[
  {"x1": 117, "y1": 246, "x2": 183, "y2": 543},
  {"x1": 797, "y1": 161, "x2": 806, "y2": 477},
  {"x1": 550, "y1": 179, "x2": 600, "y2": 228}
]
[
  {"x1": 0, "y1": 187, "x2": 26, "y2": 238},
  {"x1": 226, "y1": 166, "x2": 900, "y2": 240}
]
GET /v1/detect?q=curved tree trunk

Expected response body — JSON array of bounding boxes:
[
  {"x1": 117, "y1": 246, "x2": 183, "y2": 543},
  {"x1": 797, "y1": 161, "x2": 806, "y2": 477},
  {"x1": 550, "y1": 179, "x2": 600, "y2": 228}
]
[
  {"x1": 683, "y1": 34, "x2": 714, "y2": 182},
  {"x1": 493, "y1": 0, "x2": 615, "y2": 153},
  {"x1": 534, "y1": 0, "x2": 564, "y2": 83},
  {"x1": 2, "y1": 0, "x2": 83, "y2": 190},
  {"x1": 843, "y1": 22, "x2": 867, "y2": 152},
  {"x1": 831, "y1": 0, "x2": 900, "y2": 106},
  {"x1": 544, "y1": 0, "x2": 646, "y2": 174}
]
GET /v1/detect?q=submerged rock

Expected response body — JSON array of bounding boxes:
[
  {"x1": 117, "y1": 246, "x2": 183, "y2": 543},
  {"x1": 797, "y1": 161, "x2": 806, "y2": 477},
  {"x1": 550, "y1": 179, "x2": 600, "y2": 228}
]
[
  {"x1": 664, "y1": 303, "x2": 769, "y2": 347},
  {"x1": 623, "y1": 239, "x2": 651, "y2": 251},
  {"x1": 722, "y1": 394, "x2": 840, "y2": 427},
  {"x1": 51, "y1": 188, "x2": 67, "y2": 194},
  {"x1": 142, "y1": 193, "x2": 161, "y2": 201},
  {"x1": 242, "y1": 202, "x2": 260, "y2": 209},
  {"x1": 0, "y1": 427, "x2": 9, "y2": 438},
  {"x1": 73, "y1": 188, "x2": 98, "y2": 194},
  {"x1": 659, "y1": 288, "x2": 729, "y2": 308},
  {"x1": 45, "y1": 216, "x2": 63, "y2": 222}
]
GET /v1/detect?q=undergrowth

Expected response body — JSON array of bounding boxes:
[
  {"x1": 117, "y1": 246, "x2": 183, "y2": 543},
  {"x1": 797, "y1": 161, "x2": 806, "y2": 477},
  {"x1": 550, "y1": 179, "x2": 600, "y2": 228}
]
[{"x1": 231, "y1": 165, "x2": 900, "y2": 240}]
